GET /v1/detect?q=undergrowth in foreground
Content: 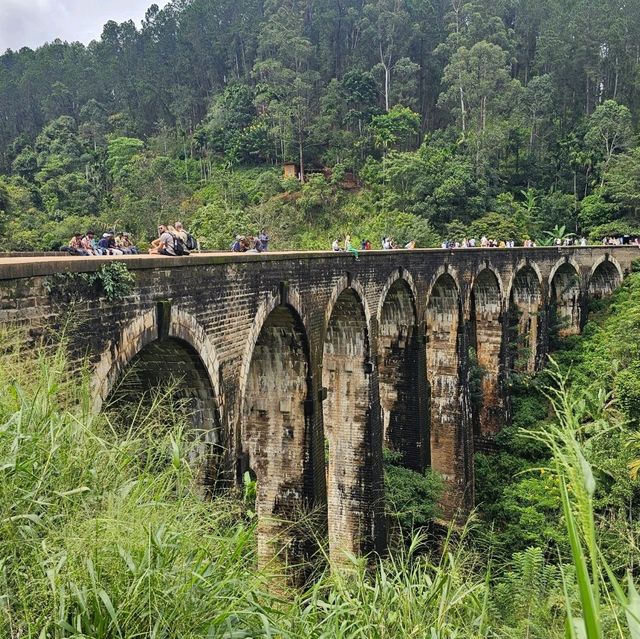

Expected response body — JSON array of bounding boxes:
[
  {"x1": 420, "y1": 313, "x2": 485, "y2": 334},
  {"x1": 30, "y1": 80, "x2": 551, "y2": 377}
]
[{"x1": 1, "y1": 276, "x2": 640, "y2": 638}]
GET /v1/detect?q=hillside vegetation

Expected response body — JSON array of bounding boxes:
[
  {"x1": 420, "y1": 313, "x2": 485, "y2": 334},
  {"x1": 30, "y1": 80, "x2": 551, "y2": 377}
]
[{"x1": 1, "y1": 0, "x2": 640, "y2": 250}]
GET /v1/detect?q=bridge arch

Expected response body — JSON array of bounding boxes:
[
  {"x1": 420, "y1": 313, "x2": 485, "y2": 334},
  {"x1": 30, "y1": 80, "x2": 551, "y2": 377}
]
[
  {"x1": 377, "y1": 271, "x2": 425, "y2": 470},
  {"x1": 323, "y1": 280, "x2": 382, "y2": 560},
  {"x1": 469, "y1": 267, "x2": 506, "y2": 446},
  {"x1": 588, "y1": 255, "x2": 623, "y2": 299},
  {"x1": 467, "y1": 264, "x2": 505, "y2": 309},
  {"x1": 508, "y1": 262, "x2": 543, "y2": 373},
  {"x1": 92, "y1": 306, "x2": 223, "y2": 489},
  {"x1": 92, "y1": 307, "x2": 222, "y2": 415},
  {"x1": 426, "y1": 271, "x2": 470, "y2": 517},
  {"x1": 239, "y1": 295, "x2": 313, "y2": 571},
  {"x1": 549, "y1": 258, "x2": 582, "y2": 337},
  {"x1": 323, "y1": 274, "x2": 373, "y2": 343}
]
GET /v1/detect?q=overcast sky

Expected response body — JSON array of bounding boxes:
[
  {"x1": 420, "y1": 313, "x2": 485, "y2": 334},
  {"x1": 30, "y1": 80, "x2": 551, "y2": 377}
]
[{"x1": 0, "y1": 0, "x2": 168, "y2": 52}]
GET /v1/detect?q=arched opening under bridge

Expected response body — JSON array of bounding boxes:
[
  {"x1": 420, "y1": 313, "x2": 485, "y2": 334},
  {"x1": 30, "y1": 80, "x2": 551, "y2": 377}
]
[
  {"x1": 550, "y1": 262, "x2": 582, "y2": 338},
  {"x1": 106, "y1": 336, "x2": 222, "y2": 492},
  {"x1": 508, "y1": 265, "x2": 543, "y2": 373},
  {"x1": 469, "y1": 269, "x2": 505, "y2": 448},
  {"x1": 588, "y1": 259, "x2": 622, "y2": 300},
  {"x1": 426, "y1": 273, "x2": 472, "y2": 518},
  {"x1": 378, "y1": 278, "x2": 426, "y2": 471}
]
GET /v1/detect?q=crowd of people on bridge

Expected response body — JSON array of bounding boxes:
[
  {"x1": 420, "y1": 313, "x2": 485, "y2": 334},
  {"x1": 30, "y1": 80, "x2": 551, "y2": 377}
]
[
  {"x1": 148, "y1": 222, "x2": 197, "y2": 256},
  {"x1": 328, "y1": 234, "x2": 606, "y2": 252},
  {"x1": 231, "y1": 230, "x2": 270, "y2": 253},
  {"x1": 66, "y1": 230, "x2": 139, "y2": 256},
  {"x1": 65, "y1": 222, "x2": 198, "y2": 257},
  {"x1": 602, "y1": 235, "x2": 640, "y2": 246}
]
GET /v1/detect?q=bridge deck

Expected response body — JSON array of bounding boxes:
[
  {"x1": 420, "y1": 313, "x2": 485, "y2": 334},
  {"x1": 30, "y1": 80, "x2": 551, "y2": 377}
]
[{"x1": 0, "y1": 246, "x2": 635, "y2": 280}]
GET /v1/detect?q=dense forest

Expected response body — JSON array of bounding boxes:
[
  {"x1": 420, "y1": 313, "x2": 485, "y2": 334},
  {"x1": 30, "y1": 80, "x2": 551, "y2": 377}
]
[{"x1": 1, "y1": 0, "x2": 640, "y2": 250}]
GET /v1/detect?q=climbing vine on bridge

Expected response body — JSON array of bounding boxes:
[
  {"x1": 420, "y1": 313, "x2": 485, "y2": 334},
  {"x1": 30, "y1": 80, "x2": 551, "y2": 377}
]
[{"x1": 44, "y1": 262, "x2": 136, "y2": 303}]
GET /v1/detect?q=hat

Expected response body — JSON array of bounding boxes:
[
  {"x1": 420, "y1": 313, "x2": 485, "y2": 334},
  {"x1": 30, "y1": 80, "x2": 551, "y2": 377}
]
[{"x1": 102, "y1": 233, "x2": 110, "y2": 238}]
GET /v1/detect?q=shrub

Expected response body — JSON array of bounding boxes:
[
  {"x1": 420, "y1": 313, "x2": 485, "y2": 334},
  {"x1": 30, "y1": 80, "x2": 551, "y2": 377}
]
[{"x1": 384, "y1": 448, "x2": 443, "y2": 535}]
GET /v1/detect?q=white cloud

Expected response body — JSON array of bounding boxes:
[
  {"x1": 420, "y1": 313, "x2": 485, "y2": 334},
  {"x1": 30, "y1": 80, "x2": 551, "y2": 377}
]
[{"x1": 0, "y1": 0, "x2": 166, "y2": 52}]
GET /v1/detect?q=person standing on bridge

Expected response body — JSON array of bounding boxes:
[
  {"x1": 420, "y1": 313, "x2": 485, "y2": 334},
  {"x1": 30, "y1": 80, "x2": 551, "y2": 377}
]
[
  {"x1": 258, "y1": 229, "x2": 270, "y2": 252},
  {"x1": 344, "y1": 235, "x2": 359, "y2": 259}
]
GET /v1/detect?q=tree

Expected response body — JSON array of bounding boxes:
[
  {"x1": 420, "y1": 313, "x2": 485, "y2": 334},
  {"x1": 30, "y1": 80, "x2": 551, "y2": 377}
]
[
  {"x1": 106, "y1": 137, "x2": 145, "y2": 182},
  {"x1": 603, "y1": 147, "x2": 640, "y2": 220},
  {"x1": 438, "y1": 41, "x2": 521, "y2": 173},
  {"x1": 360, "y1": 0, "x2": 416, "y2": 112},
  {"x1": 585, "y1": 100, "x2": 633, "y2": 183},
  {"x1": 254, "y1": 0, "x2": 318, "y2": 181},
  {"x1": 370, "y1": 106, "x2": 420, "y2": 150}
]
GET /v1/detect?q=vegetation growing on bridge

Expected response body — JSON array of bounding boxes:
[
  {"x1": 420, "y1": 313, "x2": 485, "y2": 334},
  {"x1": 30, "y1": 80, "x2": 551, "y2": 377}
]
[
  {"x1": 2, "y1": 274, "x2": 640, "y2": 637},
  {"x1": 1, "y1": 1, "x2": 640, "y2": 249},
  {"x1": 44, "y1": 261, "x2": 136, "y2": 302}
]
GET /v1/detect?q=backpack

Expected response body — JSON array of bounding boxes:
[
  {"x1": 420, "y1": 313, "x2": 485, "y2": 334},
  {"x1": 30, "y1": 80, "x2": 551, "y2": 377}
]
[
  {"x1": 171, "y1": 233, "x2": 188, "y2": 256},
  {"x1": 185, "y1": 233, "x2": 197, "y2": 251}
]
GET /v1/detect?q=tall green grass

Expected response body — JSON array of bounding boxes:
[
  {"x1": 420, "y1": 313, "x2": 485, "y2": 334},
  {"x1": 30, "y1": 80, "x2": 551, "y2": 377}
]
[
  {"x1": 1, "y1": 328, "x2": 638, "y2": 638},
  {"x1": 528, "y1": 362, "x2": 640, "y2": 639}
]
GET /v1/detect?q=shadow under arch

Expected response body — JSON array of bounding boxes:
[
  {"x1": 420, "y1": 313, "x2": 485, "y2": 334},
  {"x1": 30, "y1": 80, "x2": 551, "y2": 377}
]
[
  {"x1": 377, "y1": 273, "x2": 426, "y2": 470},
  {"x1": 549, "y1": 260, "x2": 582, "y2": 338},
  {"x1": 426, "y1": 271, "x2": 472, "y2": 519},
  {"x1": 469, "y1": 267, "x2": 506, "y2": 448},
  {"x1": 588, "y1": 256, "x2": 623, "y2": 300},
  {"x1": 323, "y1": 283, "x2": 384, "y2": 561},
  {"x1": 508, "y1": 263, "x2": 543, "y2": 373},
  {"x1": 98, "y1": 308, "x2": 223, "y2": 492}
]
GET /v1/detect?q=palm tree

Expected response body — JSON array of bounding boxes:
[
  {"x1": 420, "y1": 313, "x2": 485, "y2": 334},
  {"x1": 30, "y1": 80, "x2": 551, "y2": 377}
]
[{"x1": 538, "y1": 224, "x2": 576, "y2": 246}]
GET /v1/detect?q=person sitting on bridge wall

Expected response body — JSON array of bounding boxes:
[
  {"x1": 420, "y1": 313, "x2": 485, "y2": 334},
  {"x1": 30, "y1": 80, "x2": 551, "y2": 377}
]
[
  {"x1": 149, "y1": 225, "x2": 180, "y2": 256},
  {"x1": 98, "y1": 233, "x2": 123, "y2": 255},
  {"x1": 115, "y1": 233, "x2": 138, "y2": 254},
  {"x1": 174, "y1": 222, "x2": 198, "y2": 251},
  {"x1": 67, "y1": 233, "x2": 90, "y2": 256},
  {"x1": 80, "y1": 231, "x2": 101, "y2": 256}
]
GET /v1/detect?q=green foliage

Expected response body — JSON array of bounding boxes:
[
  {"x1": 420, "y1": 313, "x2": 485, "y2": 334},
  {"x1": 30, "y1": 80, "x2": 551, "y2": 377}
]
[
  {"x1": 3, "y1": 0, "x2": 640, "y2": 247},
  {"x1": 106, "y1": 137, "x2": 145, "y2": 181},
  {"x1": 383, "y1": 449, "x2": 443, "y2": 535},
  {"x1": 579, "y1": 193, "x2": 616, "y2": 229},
  {"x1": 370, "y1": 105, "x2": 420, "y2": 149},
  {"x1": 44, "y1": 262, "x2": 135, "y2": 302},
  {"x1": 613, "y1": 367, "x2": 640, "y2": 424},
  {"x1": 478, "y1": 273, "x2": 640, "y2": 567},
  {"x1": 468, "y1": 212, "x2": 525, "y2": 241}
]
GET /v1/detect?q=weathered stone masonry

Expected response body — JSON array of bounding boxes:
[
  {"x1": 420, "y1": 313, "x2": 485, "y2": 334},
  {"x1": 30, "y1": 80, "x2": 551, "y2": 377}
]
[{"x1": 0, "y1": 247, "x2": 635, "y2": 565}]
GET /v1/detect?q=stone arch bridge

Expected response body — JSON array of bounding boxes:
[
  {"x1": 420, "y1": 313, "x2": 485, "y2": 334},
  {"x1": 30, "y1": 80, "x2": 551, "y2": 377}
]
[{"x1": 0, "y1": 247, "x2": 636, "y2": 566}]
